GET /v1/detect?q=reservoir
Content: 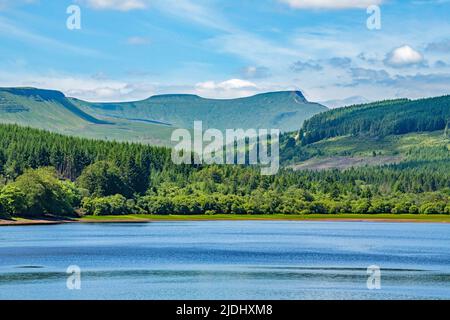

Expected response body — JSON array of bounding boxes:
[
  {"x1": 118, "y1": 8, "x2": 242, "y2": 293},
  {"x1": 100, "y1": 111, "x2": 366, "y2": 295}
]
[{"x1": 0, "y1": 221, "x2": 449, "y2": 300}]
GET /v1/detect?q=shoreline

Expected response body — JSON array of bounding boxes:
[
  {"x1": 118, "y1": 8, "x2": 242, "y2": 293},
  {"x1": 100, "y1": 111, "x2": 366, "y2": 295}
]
[{"x1": 1, "y1": 214, "x2": 450, "y2": 226}]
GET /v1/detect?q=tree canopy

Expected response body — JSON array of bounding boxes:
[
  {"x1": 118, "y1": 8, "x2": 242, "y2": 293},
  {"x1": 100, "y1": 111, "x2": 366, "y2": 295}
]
[{"x1": 0, "y1": 123, "x2": 448, "y2": 218}]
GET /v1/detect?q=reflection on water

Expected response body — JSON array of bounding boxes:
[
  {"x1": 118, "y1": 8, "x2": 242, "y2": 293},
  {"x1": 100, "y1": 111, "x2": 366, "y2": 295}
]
[{"x1": 0, "y1": 221, "x2": 449, "y2": 300}]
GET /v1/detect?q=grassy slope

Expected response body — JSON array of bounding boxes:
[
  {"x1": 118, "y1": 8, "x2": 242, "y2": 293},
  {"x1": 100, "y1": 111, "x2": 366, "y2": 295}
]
[
  {"x1": 285, "y1": 130, "x2": 449, "y2": 170},
  {"x1": 0, "y1": 88, "x2": 176, "y2": 146},
  {"x1": 281, "y1": 94, "x2": 450, "y2": 169},
  {"x1": 0, "y1": 87, "x2": 327, "y2": 146},
  {"x1": 0, "y1": 90, "x2": 93, "y2": 130},
  {"x1": 72, "y1": 91, "x2": 328, "y2": 132},
  {"x1": 305, "y1": 130, "x2": 448, "y2": 157}
]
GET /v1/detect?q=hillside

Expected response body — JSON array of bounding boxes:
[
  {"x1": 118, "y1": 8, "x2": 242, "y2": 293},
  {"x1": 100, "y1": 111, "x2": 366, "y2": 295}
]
[
  {"x1": 283, "y1": 130, "x2": 449, "y2": 169},
  {"x1": 0, "y1": 87, "x2": 108, "y2": 127},
  {"x1": 72, "y1": 91, "x2": 327, "y2": 132},
  {"x1": 2, "y1": 86, "x2": 448, "y2": 173},
  {"x1": 281, "y1": 96, "x2": 450, "y2": 170},
  {"x1": 299, "y1": 96, "x2": 450, "y2": 145},
  {"x1": 0, "y1": 87, "x2": 327, "y2": 146},
  {"x1": 0, "y1": 87, "x2": 184, "y2": 146}
]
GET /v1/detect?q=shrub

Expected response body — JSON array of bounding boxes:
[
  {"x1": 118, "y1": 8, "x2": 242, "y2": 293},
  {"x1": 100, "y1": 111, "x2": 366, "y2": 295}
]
[
  {"x1": 77, "y1": 161, "x2": 129, "y2": 197},
  {"x1": 419, "y1": 202, "x2": 446, "y2": 214},
  {"x1": 82, "y1": 194, "x2": 129, "y2": 216},
  {"x1": 137, "y1": 196, "x2": 174, "y2": 215},
  {"x1": 391, "y1": 201, "x2": 413, "y2": 214},
  {"x1": 409, "y1": 205, "x2": 419, "y2": 214},
  {"x1": 8, "y1": 168, "x2": 74, "y2": 217},
  {"x1": 444, "y1": 205, "x2": 450, "y2": 215},
  {"x1": 308, "y1": 201, "x2": 328, "y2": 214},
  {"x1": 0, "y1": 185, "x2": 27, "y2": 217},
  {"x1": 0, "y1": 202, "x2": 10, "y2": 219},
  {"x1": 368, "y1": 199, "x2": 393, "y2": 214},
  {"x1": 351, "y1": 199, "x2": 371, "y2": 214}
]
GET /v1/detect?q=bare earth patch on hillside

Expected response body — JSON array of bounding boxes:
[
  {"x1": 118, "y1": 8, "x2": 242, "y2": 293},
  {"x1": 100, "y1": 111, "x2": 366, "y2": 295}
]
[{"x1": 290, "y1": 156, "x2": 403, "y2": 171}]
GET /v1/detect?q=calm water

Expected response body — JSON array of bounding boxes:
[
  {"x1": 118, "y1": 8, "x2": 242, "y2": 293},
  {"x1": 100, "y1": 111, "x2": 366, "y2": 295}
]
[{"x1": 0, "y1": 221, "x2": 449, "y2": 300}]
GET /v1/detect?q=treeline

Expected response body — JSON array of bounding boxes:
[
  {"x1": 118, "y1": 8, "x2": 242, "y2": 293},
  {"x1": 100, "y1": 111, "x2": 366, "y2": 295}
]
[
  {"x1": 0, "y1": 124, "x2": 179, "y2": 184},
  {"x1": 0, "y1": 124, "x2": 449, "y2": 218},
  {"x1": 80, "y1": 164, "x2": 450, "y2": 216},
  {"x1": 299, "y1": 96, "x2": 450, "y2": 145},
  {"x1": 1, "y1": 164, "x2": 449, "y2": 218}
]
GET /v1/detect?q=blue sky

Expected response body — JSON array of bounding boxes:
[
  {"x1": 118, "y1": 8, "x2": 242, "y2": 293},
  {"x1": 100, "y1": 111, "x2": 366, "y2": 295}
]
[{"x1": 0, "y1": 0, "x2": 449, "y2": 105}]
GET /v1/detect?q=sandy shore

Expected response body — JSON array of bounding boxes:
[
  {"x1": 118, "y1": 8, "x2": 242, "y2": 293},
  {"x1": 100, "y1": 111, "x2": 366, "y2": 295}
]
[
  {"x1": 0, "y1": 219, "x2": 73, "y2": 226},
  {"x1": 1, "y1": 214, "x2": 450, "y2": 226}
]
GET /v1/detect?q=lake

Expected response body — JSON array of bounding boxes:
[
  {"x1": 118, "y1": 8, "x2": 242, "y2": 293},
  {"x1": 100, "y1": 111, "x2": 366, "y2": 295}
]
[{"x1": 0, "y1": 221, "x2": 449, "y2": 300}]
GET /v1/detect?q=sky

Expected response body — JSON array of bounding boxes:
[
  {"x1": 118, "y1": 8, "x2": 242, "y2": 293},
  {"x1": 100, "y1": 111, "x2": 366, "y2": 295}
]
[{"x1": 0, "y1": 0, "x2": 449, "y2": 105}]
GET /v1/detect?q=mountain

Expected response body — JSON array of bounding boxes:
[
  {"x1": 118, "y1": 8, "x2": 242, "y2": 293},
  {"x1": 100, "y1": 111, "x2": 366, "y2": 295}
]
[
  {"x1": 299, "y1": 96, "x2": 450, "y2": 145},
  {"x1": 281, "y1": 95, "x2": 450, "y2": 170},
  {"x1": 0, "y1": 87, "x2": 109, "y2": 126},
  {"x1": 0, "y1": 87, "x2": 327, "y2": 146},
  {"x1": 1, "y1": 86, "x2": 449, "y2": 174},
  {"x1": 71, "y1": 90, "x2": 328, "y2": 132},
  {"x1": 0, "y1": 87, "x2": 176, "y2": 145}
]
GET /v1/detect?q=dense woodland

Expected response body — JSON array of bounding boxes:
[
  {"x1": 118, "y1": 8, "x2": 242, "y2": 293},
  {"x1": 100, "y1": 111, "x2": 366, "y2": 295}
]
[
  {"x1": 0, "y1": 123, "x2": 449, "y2": 219},
  {"x1": 299, "y1": 96, "x2": 450, "y2": 145}
]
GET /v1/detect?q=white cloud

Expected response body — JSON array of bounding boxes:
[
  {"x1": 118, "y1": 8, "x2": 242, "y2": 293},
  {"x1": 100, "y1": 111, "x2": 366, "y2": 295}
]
[
  {"x1": 0, "y1": 70, "x2": 156, "y2": 102},
  {"x1": 1, "y1": 71, "x2": 263, "y2": 101},
  {"x1": 82, "y1": 0, "x2": 149, "y2": 11},
  {"x1": 195, "y1": 79, "x2": 258, "y2": 98},
  {"x1": 384, "y1": 45, "x2": 425, "y2": 68},
  {"x1": 279, "y1": 0, "x2": 383, "y2": 9},
  {"x1": 196, "y1": 79, "x2": 257, "y2": 90}
]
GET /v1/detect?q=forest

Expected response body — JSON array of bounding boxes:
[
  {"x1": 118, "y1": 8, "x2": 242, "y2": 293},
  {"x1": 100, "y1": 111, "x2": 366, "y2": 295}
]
[
  {"x1": 0, "y1": 123, "x2": 449, "y2": 219},
  {"x1": 299, "y1": 95, "x2": 450, "y2": 146}
]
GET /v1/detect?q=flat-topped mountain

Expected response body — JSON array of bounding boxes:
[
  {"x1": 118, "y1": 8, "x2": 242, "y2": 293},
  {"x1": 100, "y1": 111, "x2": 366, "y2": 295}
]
[
  {"x1": 71, "y1": 90, "x2": 327, "y2": 132},
  {"x1": 0, "y1": 87, "x2": 327, "y2": 145}
]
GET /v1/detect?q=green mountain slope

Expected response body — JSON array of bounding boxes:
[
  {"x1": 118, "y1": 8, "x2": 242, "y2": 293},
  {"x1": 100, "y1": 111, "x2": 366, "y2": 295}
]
[
  {"x1": 0, "y1": 88, "x2": 109, "y2": 127},
  {"x1": 299, "y1": 96, "x2": 450, "y2": 145},
  {"x1": 282, "y1": 130, "x2": 449, "y2": 169},
  {"x1": 0, "y1": 87, "x2": 326, "y2": 146},
  {"x1": 72, "y1": 91, "x2": 327, "y2": 132},
  {"x1": 0, "y1": 87, "x2": 180, "y2": 146},
  {"x1": 281, "y1": 96, "x2": 450, "y2": 169}
]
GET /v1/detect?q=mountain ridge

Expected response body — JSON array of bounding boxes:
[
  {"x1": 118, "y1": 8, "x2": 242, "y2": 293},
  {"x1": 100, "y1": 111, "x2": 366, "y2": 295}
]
[
  {"x1": 0, "y1": 87, "x2": 327, "y2": 145},
  {"x1": 72, "y1": 89, "x2": 324, "y2": 131}
]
